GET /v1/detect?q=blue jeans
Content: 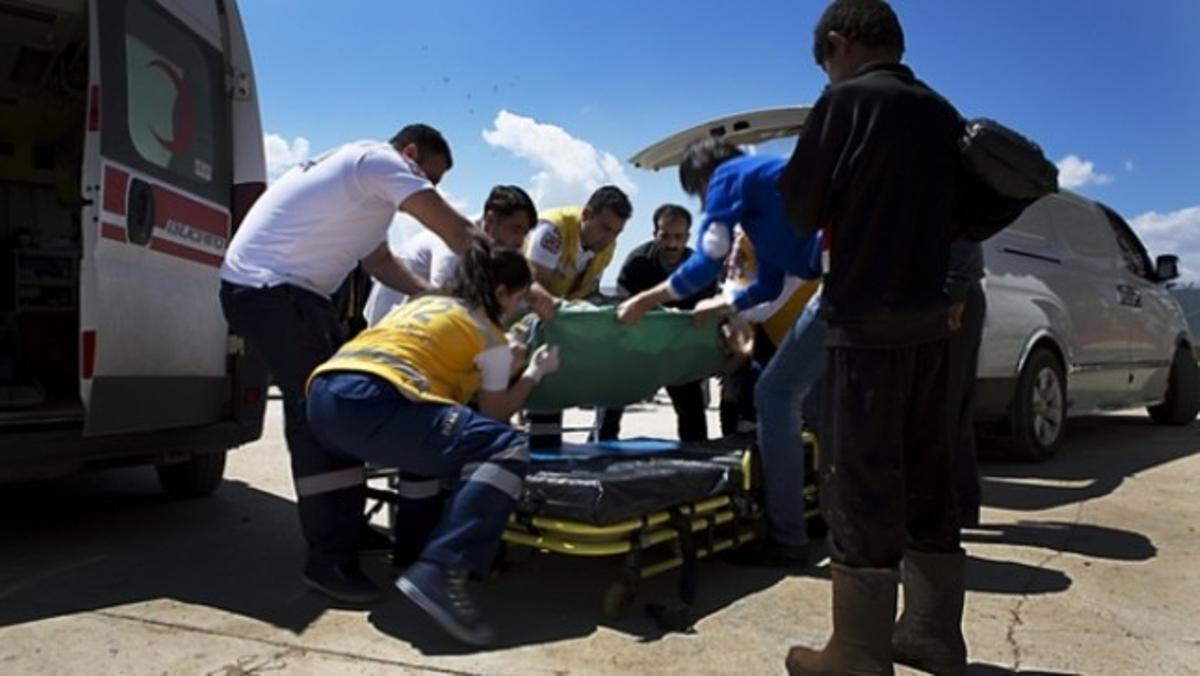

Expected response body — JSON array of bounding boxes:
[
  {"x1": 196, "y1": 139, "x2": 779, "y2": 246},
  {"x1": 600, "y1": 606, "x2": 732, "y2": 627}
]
[
  {"x1": 754, "y1": 293, "x2": 825, "y2": 547},
  {"x1": 307, "y1": 372, "x2": 529, "y2": 575}
]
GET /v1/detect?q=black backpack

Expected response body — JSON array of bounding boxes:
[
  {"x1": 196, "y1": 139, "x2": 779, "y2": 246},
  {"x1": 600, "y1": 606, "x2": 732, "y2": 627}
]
[{"x1": 956, "y1": 118, "x2": 1059, "y2": 242}]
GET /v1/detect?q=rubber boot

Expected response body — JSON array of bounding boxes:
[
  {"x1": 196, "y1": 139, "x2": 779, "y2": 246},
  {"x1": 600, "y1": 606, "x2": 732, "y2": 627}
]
[
  {"x1": 892, "y1": 549, "x2": 968, "y2": 676},
  {"x1": 785, "y1": 564, "x2": 898, "y2": 675}
]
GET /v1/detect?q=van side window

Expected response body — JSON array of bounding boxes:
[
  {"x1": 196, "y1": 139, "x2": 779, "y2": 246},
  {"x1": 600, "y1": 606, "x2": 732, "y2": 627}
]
[
  {"x1": 98, "y1": 0, "x2": 230, "y2": 206},
  {"x1": 1101, "y1": 206, "x2": 1154, "y2": 280},
  {"x1": 999, "y1": 200, "x2": 1056, "y2": 254},
  {"x1": 1045, "y1": 198, "x2": 1118, "y2": 267}
]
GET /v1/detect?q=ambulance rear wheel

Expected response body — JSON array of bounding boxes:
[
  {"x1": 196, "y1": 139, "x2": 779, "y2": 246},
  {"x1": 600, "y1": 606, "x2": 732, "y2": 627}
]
[{"x1": 156, "y1": 451, "x2": 227, "y2": 498}]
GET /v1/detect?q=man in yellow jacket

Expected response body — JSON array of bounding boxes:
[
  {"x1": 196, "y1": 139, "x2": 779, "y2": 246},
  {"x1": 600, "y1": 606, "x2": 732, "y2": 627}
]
[
  {"x1": 524, "y1": 186, "x2": 631, "y2": 301},
  {"x1": 522, "y1": 185, "x2": 632, "y2": 448}
]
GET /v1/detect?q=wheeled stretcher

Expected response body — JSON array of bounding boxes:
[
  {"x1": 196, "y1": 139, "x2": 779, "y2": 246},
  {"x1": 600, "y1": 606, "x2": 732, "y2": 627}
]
[
  {"x1": 366, "y1": 431, "x2": 821, "y2": 628},
  {"x1": 510, "y1": 434, "x2": 820, "y2": 624}
]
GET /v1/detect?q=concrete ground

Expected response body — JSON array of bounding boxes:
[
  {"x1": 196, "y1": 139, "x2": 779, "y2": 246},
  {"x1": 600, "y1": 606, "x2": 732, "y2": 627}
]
[{"x1": 2, "y1": 396, "x2": 1199, "y2": 675}]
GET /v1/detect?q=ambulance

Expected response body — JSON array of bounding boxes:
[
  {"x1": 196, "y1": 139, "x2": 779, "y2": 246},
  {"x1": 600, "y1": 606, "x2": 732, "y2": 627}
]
[{"x1": 0, "y1": 0, "x2": 268, "y2": 494}]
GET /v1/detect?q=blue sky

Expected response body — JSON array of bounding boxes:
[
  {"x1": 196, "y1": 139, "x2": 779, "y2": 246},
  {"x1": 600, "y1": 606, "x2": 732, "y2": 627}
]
[{"x1": 242, "y1": 0, "x2": 1200, "y2": 282}]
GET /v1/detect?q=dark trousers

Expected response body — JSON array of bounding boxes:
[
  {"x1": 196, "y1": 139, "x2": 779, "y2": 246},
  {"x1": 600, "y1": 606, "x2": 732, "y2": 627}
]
[
  {"x1": 949, "y1": 283, "x2": 986, "y2": 526},
  {"x1": 819, "y1": 339, "x2": 960, "y2": 569},
  {"x1": 219, "y1": 282, "x2": 365, "y2": 566},
  {"x1": 596, "y1": 380, "x2": 709, "y2": 442},
  {"x1": 527, "y1": 411, "x2": 563, "y2": 450},
  {"x1": 308, "y1": 372, "x2": 529, "y2": 575}
]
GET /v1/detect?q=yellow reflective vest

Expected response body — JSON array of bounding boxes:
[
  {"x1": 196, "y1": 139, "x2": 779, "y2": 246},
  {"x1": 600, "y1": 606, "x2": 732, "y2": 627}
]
[
  {"x1": 310, "y1": 296, "x2": 506, "y2": 405},
  {"x1": 526, "y1": 206, "x2": 616, "y2": 299}
]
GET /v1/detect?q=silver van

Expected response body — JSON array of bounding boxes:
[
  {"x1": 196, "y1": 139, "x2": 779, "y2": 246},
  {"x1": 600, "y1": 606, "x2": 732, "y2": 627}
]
[
  {"x1": 631, "y1": 106, "x2": 1199, "y2": 460},
  {"x1": 1, "y1": 0, "x2": 269, "y2": 493}
]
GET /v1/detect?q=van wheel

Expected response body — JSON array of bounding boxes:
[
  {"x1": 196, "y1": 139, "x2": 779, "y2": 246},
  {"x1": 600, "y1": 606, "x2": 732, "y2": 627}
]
[
  {"x1": 1148, "y1": 345, "x2": 1200, "y2": 425},
  {"x1": 156, "y1": 451, "x2": 227, "y2": 498},
  {"x1": 1007, "y1": 348, "x2": 1065, "y2": 461}
]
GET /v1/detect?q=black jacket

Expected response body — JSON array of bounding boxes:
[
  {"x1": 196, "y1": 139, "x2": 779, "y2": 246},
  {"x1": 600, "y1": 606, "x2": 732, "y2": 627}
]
[
  {"x1": 779, "y1": 62, "x2": 964, "y2": 347},
  {"x1": 617, "y1": 241, "x2": 717, "y2": 310}
]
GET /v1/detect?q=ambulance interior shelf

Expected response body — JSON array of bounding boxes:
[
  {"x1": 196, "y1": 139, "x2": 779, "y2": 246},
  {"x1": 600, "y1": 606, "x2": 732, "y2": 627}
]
[{"x1": 0, "y1": 182, "x2": 81, "y2": 410}]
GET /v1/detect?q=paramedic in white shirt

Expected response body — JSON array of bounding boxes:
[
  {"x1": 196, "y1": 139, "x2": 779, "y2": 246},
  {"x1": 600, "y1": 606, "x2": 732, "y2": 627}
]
[
  {"x1": 361, "y1": 184, "x2": 538, "y2": 326},
  {"x1": 219, "y1": 124, "x2": 478, "y2": 604}
]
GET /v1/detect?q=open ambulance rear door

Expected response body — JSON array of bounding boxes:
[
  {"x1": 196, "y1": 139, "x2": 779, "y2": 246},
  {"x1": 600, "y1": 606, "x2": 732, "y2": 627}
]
[{"x1": 81, "y1": 0, "x2": 259, "y2": 436}]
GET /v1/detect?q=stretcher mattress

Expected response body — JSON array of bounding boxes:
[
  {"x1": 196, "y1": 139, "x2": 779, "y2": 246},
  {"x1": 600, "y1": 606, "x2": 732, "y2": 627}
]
[{"x1": 515, "y1": 437, "x2": 750, "y2": 525}]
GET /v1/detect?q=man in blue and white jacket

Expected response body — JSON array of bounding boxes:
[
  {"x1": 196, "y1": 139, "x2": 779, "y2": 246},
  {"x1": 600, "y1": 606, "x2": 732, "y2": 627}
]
[{"x1": 617, "y1": 138, "x2": 824, "y2": 567}]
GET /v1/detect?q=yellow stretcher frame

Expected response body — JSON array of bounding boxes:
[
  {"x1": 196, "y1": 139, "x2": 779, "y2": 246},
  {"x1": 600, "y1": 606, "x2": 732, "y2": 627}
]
[{"x1": 499, "y1": 432, "x2": 821, "y2": 620}]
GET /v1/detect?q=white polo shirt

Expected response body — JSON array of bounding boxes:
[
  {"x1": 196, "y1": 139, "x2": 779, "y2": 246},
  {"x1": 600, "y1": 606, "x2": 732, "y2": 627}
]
[
  {"x1": 361, "y1": 229, "x2": 463, "y2": 326},
  {"x1": 220, "y1": 140, "x2": 433, "y2": 297}
]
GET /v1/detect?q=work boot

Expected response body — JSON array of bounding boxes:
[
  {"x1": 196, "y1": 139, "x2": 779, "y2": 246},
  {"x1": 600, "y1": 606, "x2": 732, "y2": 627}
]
[
  {"x1": 302, "y1": 558, "x2": 381, "y2": 604},
  {"x1": 785, "y1": 564, "x2": 897, "y2": 676},
  {"x1": 397, "y1": 561, "x2": 495, "y2": 646},
  {"x1": 892, "y1": 550, "x2": 968, "y2": 676}
]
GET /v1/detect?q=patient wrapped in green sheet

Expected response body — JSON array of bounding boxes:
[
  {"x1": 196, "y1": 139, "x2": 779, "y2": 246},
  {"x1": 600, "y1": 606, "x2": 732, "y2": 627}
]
[{"x1": 517, "y1": 302, "x2": 727, "y2": 410}]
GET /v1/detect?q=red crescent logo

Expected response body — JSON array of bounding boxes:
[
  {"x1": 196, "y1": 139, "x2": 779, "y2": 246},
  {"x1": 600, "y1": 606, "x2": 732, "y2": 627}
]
[{"x1": 146, "y1": 58, "x2": 195, "y2": 155}]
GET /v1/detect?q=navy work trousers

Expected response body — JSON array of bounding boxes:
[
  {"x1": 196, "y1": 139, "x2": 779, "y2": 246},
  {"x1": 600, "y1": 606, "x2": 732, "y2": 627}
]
[{"x1": 220, "y1": 281, "x2": 365, "y2": 567}]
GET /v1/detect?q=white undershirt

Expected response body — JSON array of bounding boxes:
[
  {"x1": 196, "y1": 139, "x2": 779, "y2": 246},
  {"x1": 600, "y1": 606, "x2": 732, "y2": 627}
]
[
  {"x1": 473, "y1": 344, "x2": 514, "y2": 392},
  {"x1": 527, "y1": 220, "x2": 595, "y2": 279}
]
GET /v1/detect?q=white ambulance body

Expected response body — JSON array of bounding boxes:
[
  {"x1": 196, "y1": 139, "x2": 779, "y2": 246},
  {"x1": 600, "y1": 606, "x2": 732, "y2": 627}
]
[{"x1": 1, "y1": 0, "x2": 269, "y2": 495}]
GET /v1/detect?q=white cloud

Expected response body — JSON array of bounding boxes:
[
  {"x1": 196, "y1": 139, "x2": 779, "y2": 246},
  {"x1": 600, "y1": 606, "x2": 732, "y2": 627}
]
[
  {"x1": 1055, "y1": 154, "x2": 1112, "y2": 190},
  {"x1": 481, "y1": 109, "x2": 636, "y2": 207},
  {"x1": 1129, "y1": 205, "x2": 1200, "y2": 281},
  {"x1": 1124, "y1": 160, "x2": 1135, "y2": 173},
  {"x1": 440, "y1": 189, "x2": 473, "y2": 216},
  {"x1": 264, "y1": 133, "x2": 310, "y2": 181}
]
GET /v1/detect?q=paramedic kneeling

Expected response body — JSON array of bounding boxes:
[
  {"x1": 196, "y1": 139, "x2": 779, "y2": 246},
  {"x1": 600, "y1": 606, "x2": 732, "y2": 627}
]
[
  {"x1": 219, "y1": 124, "x2": 478, "y2": 604},
  {"x1": 306, "y1": 241, "x2": 560, "y2": 646}
]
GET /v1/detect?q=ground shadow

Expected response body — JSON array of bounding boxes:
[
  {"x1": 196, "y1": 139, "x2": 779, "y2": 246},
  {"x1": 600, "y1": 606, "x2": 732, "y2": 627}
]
[
  {"x1": 0, "y1": 468, "x2": 339, "y2": 634},
  {"x1": 977, "y1": 414, "x2": 1198, "y2": 512},
  {"x1": 803, "y1": 554, "x2": 1071, "y2": 597},
  {"x1": 963, "y1": 521, "x2": 1156, "y2": 562},
  {"x1": 0, "y1": 463, "x2": 788, "y2": 650},
  {"x1": 967, "y1": 665, "x2": 1080, "y2": 675},
  {"x1": 370, "y1": 551, "x2": 789, "y2": 654}
]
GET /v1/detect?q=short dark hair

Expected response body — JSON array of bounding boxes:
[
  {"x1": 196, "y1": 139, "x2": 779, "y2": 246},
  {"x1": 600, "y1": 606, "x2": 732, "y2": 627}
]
[
  {"x1": 389, "y1": 123, "x2": 453, "y2": 169},
  {"x1": 812, "y1": 0, "x2": 905, "y2": 66},
  {"x1": 584, "y1": 185, "x2": 633, "y2": 221},
  {"x1": 652, "y1": 203, "x2": 692, "y2": 234},
  {"x1": 484, "y1": 185, "x2": 537, "y2": 226},
  {"x1": 678, "y1": 139, "x2": 744, "y2": 197}
]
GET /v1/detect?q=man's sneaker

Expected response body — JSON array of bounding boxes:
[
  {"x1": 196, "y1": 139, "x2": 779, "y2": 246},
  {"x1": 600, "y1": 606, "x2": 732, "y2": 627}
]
[
  {"x1": 302, "y1": 559, "x2": 381, "y2": 604},
  {"x1": 723, "y1": 539, "x2": 812, "y2": 571},
  {"x1": 397, "y1": 561, "x2": 495, "y2": 646}
]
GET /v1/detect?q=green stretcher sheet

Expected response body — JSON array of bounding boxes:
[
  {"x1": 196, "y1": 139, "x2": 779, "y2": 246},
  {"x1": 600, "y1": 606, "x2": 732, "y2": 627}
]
[{"x1": 522, "y1": 303, "x2": 726, "y2": 410}]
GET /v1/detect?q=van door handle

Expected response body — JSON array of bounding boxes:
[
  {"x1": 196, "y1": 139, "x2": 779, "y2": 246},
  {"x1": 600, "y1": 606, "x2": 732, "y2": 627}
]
[
  {"x1": 127, "y1": 179, "x2": 156, "y2": 246},
  {"x1": 1117, "y1": 284, "x2": 1142, "y2": 308}
]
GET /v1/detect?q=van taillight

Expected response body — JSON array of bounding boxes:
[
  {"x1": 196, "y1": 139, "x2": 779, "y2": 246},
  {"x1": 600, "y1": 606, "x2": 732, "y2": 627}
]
[
  {"x1": 244, "y1": 387, "x2": 262, "y2": 406},
  {"x1": 81, "y1": 330, "x2": 96, "y2": 378},
  {"x1": 88, "y1": 85, "x2": 100, "y2": 131}
]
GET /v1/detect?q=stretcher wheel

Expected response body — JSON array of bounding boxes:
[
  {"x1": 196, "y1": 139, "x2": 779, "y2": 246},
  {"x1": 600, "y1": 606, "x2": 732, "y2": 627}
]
[{"x1": 603, "y1": 582, "x2": 635, "y2": 618}]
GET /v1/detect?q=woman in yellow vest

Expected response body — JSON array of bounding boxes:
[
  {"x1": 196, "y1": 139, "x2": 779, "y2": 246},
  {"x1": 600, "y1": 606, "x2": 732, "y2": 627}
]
[{"x1": 306, "y1": 240, "x2": 560, "y2": 646}]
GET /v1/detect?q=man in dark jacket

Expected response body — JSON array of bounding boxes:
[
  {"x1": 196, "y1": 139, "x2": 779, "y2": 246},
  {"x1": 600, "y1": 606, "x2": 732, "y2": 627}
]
[
  {"x1": 777, "y1": 1, "x2": 970, "y2": 674},
  {"x1": 595, "y1": 204, "x2": 716, "y2": 441}
]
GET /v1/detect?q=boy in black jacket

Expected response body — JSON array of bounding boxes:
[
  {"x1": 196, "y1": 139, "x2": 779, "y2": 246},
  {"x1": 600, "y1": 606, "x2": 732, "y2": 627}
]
[{"x1": 778, "y1": 1, "x2": 969, "y2": 674}]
